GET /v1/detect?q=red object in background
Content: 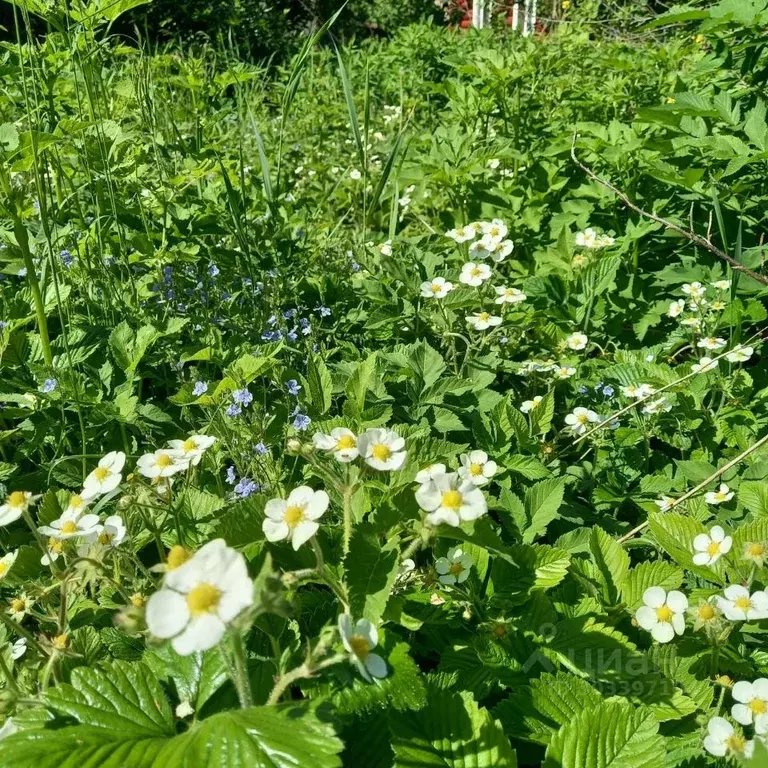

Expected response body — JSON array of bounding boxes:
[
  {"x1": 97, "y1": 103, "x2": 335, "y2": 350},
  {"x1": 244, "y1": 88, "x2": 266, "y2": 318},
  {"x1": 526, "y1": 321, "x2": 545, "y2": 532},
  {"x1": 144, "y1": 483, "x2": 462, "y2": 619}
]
[{"x1": 448, "y1": 1, "x2": 523, "y2": 29}]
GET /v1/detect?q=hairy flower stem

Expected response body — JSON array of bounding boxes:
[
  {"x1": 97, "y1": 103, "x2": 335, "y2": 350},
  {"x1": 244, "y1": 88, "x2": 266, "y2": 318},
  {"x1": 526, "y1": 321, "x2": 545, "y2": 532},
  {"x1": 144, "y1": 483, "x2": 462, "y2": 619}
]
[
  {"x1": 0, "y1": 650, "x2": 19, "y2": 694},
  {"x1": 229, "y1": 629, "x2": 253, "y2": 709},
  {"x1": 21, "y1": 508, "x2": 61, "y2": 575},
  {"x1": 266, "y1": 653, "x2": 347, "y2": 706}
]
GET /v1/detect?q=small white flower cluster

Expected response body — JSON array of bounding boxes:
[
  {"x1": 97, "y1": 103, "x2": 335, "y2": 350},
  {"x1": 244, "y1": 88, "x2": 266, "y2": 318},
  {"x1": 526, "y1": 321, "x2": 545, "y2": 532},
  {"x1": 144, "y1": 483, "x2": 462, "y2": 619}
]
[
  {"x1": 703, "y1": 679, "x2": 768, "y2": 759},
  {"x1": 136, "y1": 434, "x2": 216, "y2": 482},
  {"x1": 413, "y1": 451, "x2": 496, "y2": 528},
  {"x1": 313, "y1": 427, "x2": 406, "y2": 470},
  {"x1": 574, "y1": 227, "x2": 615, "y2": 248},
  {"x1": 445, "y1": 219, "x2": 515, "y2": 263},
  {"x1": 517, "y1": 360, "x2": 576, "y2": 379}
]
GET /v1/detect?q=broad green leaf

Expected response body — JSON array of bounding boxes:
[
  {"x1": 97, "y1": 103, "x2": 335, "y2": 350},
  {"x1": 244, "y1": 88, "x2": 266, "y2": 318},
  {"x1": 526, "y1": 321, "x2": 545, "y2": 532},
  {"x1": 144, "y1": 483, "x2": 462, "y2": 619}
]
[
  {"x1": 390, "y1": 687, "x2": 517, "y2": 767},
  {"x1": 524, "y1": 478, "x2": 565, "y2": 543},
  {"x1": 345, "y1": 527, "x2": 399, "y2": 622},
  {"x1": 307, "y1": 354, "x2": 333, "y2": 414},
  {"x1": 621, "y1": 561, "x2": 684, "y2": 610},
  {"x1": 590, "y1": 527, "x2": 630, "y2": 605}
]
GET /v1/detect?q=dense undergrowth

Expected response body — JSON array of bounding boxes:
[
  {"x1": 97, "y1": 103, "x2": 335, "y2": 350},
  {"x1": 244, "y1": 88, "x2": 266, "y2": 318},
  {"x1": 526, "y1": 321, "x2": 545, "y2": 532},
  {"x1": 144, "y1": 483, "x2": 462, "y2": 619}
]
[{"x1": 0, "y1": 0, "x2": 767, "y2": 765}]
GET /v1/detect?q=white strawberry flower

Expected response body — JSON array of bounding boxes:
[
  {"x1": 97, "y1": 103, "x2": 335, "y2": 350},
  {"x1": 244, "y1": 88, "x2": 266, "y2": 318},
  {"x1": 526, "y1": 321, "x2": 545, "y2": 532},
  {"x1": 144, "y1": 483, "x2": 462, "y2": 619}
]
[
  {"x1": 38, "y1": 510, "x2": 101, "y2": 541},
  {"x1": 682, "y1": 281, "x2": 706, "y2": 299},
  {"x1": 414, "y1": 463, "x2": 447, "y2": 484},
  {"x1": 137, "y1": 449, "x2": 190, "y2": 479},
  {"x1": 167, "y1": 434, "x2": 217, "y2": 466},
  {"x1": 692, "y1": 356, "x2": 717, "y2": 373},
  {"x1": 420, "y1": 276, "x2": 454, "y2": 298},
  {"x1": 553, "y1": 366, "x2": 576, "y2": 379},
  {"x1": 459, "y1": 262, "x2": 492, "y2": 287},
  {"x1": 641, "y1": 396, "x2": 671, "y2": 415},
  {"x1": 145, "y1": 539, "x2": 253, "y2": 656},
  {"x1": 703, "y1": 717, "x2": 753, "y2": 759},
  {"x1": 338, "y1": 614, "x2": 387, "y2": 682},
  {"x1": 697, "y1": 337, "x2": 727, "y2": 351},
  {"x1": 717, "y1": 586, "x2": 768, "y2": 621},
  {"x1": 480, "y1": 218, "x2": 508, "y2": 240},
  {"x1": 655, "y1": 496, "x2": 675, "y2": 512},
  {"x1": 713, "y1": 280, "x2": 731, "y2": 291},
  {"x1": 0, "y1": 551, "x2": 17, "y2": 581},
  {"x1": 415, "y1": 472, "x2": 487, "y2": 527},
  {"x1": 621, "y1": 383, "x2": 655, "y2": 399},
  {"x1": 378, "y1": 240, "x2": 392, "y2": 256},
  {"x1": 11, "y1": 638, "x2": 26, "y2": 661},
  {"x1": 82, "y1": 451, "x2": 126, "y2": 499},
  {"x1": 435, "y1": 548, "x2": 473, "y2": 585},
  {"x1": 63, "y1": 493, "x2": 89, "y2": 519},
  {"x1": 731, "y1": 679, "x2": 768, "y2": 732},
  {"x1": 667, "y1": 299, "x2": 685, "y2": 318},
  {"x1": 466, "y1": 312, "x2": 502, "y2": 331},
  {"x1": 0, "y1": 492, "x2": 32, "y2": 526},
  {"x1": 81, "y1": 515, "x2": 127, "y2": 553},
  {"x1": 262, "y1": 486, "x2": 329, "y2": 550},
  {"x1": 494, "y1": 286, "x2": 527, "y2": 305},
  {"x1": 458, "y1": 450, "x2": 497, "y2": 485},
  {"x1": 445, "y1": 224, "x2": 478, "y2": 243},
  {"x1": 357, "y1": 428, "x2": 407, "y2": 471},
  {"x1": 470, "y1": 234, "x2": 513, "y2": 262},
  {"x1": 704, "y1": 483, "x2": 733, "y2": 505},
  {"x1": 680, "y1": 317, "x2": 701, "y2": 328},
  {"x1": 312, "y1": 428, "x2": 359, "y2": 463},
  {"x1": 635, "y1": 586, "x2": 688, "y2": 643},
  {"x1": 692, "y1": 525, "x2": 732, "y2": 566},
  {"x1": 564, "y1": 406, "x2": 599, "y2": 435},
  {"x1": 521, "y1": 396, "x2": 543, "y2": 413},
  {"x1": 565, "y1": 332, "x2": 588, "y2": 350},
  {"x1": 726, "y1": 346, "x2": 754, "y2": 363},
  {"x1": 575, "y1": 228, "x2": 598, "y2": 248}
]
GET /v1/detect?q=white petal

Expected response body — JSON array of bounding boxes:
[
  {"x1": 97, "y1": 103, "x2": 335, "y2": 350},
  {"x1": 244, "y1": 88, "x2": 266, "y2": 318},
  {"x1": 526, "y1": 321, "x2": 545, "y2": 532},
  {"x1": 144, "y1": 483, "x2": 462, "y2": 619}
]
[
  {"x1": 752, "y1": 679, "x2": 768, "y2": 699},
  {"x1": 146, "y1": 590, "x2": 189, "y2": 639},
  {"x1": 671, "y1": 613, "x2": 685, "y2": 635},
  {"x1": 724, "y1": 584, "x2": 749, "y2": 601},
  {"x1": 365, "y1": 653, "x2": 387, "y2": 679},
  {"x1": 732, "y1": 681, "x2": 754, "y2": 704},
  {"x1": 264, "y1": 499, "x2": 288, "y2": 521},
  {"x1": 692, "y1": 534, "x2": 710, "y2": 552},
  {"x1": 305, "y1": 491, "x2": 330, "y2": 519},
  {"x1": 666, "y1": 591, "x2": 688, "y2": 612},
  {"x1": 635, "y1": 606, "x2": 657, "y2": 630},
  {"x1": 651, "y1": 622, "x2": 675, "y2": 643},
  {"x1": 288, "y1": 486, "x2": 317, "y2": 507},
  {"x1": 426, "y1": 509, "x2": 461, "y2": 527},
  {"x1": 338, "y1": 613, "x2": 353, "y2": 644},
  {"x1": 415, "y1": 483, "x2": 442, "y2": 512},
  {"x1": 171, "y1": 614, "x2": 225, "y2": 655},
  {"x1": 732, "y1": 703, "x2": 753, "y2": 725},
  {"x1": 217, "y1": 577, "x2": 254, "y2": 622},
  {"x1": 355, "y1": 619, "x2": 377, "y2": 649},
  {"x1": 692, "y1": 553, "x2": 710, "y2": 566},
  {"x1": 291, "y1": 520, "x2": 319, "y2": 550},
  {"x1": 720, "y1": 537, "x2": 733, "y2": 554},
  {"x1": 710, "y1": 525, "x2": 725, "y2": 542},
  {"x1": 708, "y1": 716, "x2": 733, "y2": 740},
  {"x1": 643, "y1": 586, "x2": 666, "y2": 608}
]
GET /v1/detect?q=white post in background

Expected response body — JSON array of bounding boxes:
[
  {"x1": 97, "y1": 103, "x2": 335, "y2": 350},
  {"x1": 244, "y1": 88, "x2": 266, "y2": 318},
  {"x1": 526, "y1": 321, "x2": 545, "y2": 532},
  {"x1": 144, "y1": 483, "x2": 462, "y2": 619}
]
[
  {"x1": 511, "y1": 1, "x2": 519, "y2": 31},
  {"x1": 522, "y1": 0, "x2": 531, "y2": 35},
  {"x1": 472, "y1": 0, "x2": 481, "y2": 28},
  {"x1": 530, "y1": 0, "x2": 537, "y2": 32}
]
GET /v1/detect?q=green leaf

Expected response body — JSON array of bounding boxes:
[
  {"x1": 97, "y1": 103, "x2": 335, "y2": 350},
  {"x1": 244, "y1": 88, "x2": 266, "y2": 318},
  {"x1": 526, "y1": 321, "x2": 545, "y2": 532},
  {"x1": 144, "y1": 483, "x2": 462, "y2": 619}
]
[
  {"x1": 739, "y1": 480, "x2": 768, "y2": 516},
  {"x1": 524, "y1": 478, "x2": 565, "y2": 544},
  {"x1": 408, "y1": 340, "x2": 446, "y2": 392},
  {"x1": 307, "y1": 354, "x2": 333, "y2": 414},
  {"x1": 0, "y1": 661, "x2": 343, "y2": 767},
  {"x1": 621, "y1": 561, "x2": 684, "y2": 610},
  {"x1": 529, "y1": 391, "x2": 555, "y2": 437},
  {"x1": 345, "y1": 527, "x2": 399, "y2": 623},
  {"x1": 543, "y1": 702, "x2": 665, "y2": 768},
  {"x1": 590, "y1": 527, "x2": 630, "y2": 605},
  {"x1": 344, "y1": 352, "x2": 378, "y2": 418},
  {"x1": 390, "y1": 687, "x2": 517, "y2": 767}
]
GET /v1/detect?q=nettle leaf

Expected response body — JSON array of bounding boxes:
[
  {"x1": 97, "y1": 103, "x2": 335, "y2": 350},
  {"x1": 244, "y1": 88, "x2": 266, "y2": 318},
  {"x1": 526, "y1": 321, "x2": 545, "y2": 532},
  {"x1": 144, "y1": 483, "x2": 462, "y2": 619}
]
[
  {"x1": 389, "y1": 687, "x2": 517, "y2": 767},
  {"x1": 523, "y1": 478, "x2": 566, "y2": 544},
  {"x1": 529, "y1": 391, "x2": 555, "y2": 436},
  {"x1": 543, "y1": 701, "x2": 665, "y2": 768},
  {"x1": 621, "y1": 561, "x2": 684, "y2": 611},
  {"x1": 489, "y1": 545, "x2": 570, "y2": 608},
  {"x1": 0, "y1": 661, "x2": 343, "y2": 767},
  {"x1": 408, "y1": 339, "x2": 446, "y2": 391},
  {"x1": 345, "y1": 527, "x2": 399, "y2": 623},
  {"x1": 739, "y1": 480, "x2": 768, "y2": 516},
  {"x1": 307, "y1": 354, "x2": 333, "y2": 414},
  {"x1": 648, "y1": 512, "x2": 725, "y2": 585},
  {"x1": 590, "y1": 527, "x2": 630, "y2": 605}
]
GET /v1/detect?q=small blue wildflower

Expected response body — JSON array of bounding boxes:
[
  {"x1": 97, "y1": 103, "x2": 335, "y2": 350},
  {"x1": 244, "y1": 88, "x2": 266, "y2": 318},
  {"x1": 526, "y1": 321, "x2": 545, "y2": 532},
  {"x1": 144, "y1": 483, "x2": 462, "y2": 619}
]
[
  {"x1": 293, "y1": 413, "x2": 311, "y2": 431},
  {"x1": 267, "y1": 315, "x2": 278, "y2": 327},
  {"x1": 499, "y1": 336, "x2": 509, "y2": 345},
  {"x1": 315, "y1": 305, "x2": 331, "y2": 317},
  {"x1": 177, "y1": 303, "x2": 186, "y2": 312},
  {"x1": 0, "y1": 321, "x2": 6, "y2": 332},
  {"x1": 299, "y1": 318, "x2": 310, "y2": 329},
  {"x1": 33, "y1": 201, "x2": 40, "y2": 211},
  {"x1": 232, "y1": 388, "x2": 253, "y2": 407},
  {"x1": 166, "y1": 289, "x2": 176, "y2": 301},
  {"x1": 103, "y1": 256, "x2": 116, "y2": 266},
  {"x1": 312, "y1": 343, "x2": 319, "y2": 353},
  {"x1": 254, "y1": 442, "x2": 268, "y2": 455},
  {"x1": 226, "y1": 403, "x2": 242, "y2": 417},
  {"x1": 192, "y1": 381, "x2": 208, "y2": 397},
  {"x1": 208, "y1": 263, "x2": 220, "y2": 278},
  {"x1": 18, "y1": 268, "x2": 27, "y2": 277},
  {"x1": 234, "y1": 478, "x2": 259, "y2": 498},
  {"x1": 225, "y1": 466, "x2": 236, "y2": 485},
  {"x1": 301, "y1": 323, "x2": 312, "y2": 336},
  {"x1": 282, "y1": 308, "x2": 296, "y2": 319},
  {"x1": 59, "y1": 250, "x2": 74, "y2": 268},
  {"x1": 578, "y1": 385, "x2": 589, "y2": 394},
  {"x1": 261, "y1": 330, "x2": 283, "y2": 342},
  {"x1": 255, "y1": 282, "x2": 264, "y2": 294},
  {"x1": 350, "y1": 261, "x2": 361, "y2": 272},
  {"x1": 602, "y1": 385, "x2": 615, "y2": 397},
  {"x1": 286, "y1": 379, "x2": 301, "y2": 396},
  {"x1": 287, "y1": 328, "x2": 298, "y2": 342},
  {"x1": 594, "y1": 381, "x2": 604, "y2": 391},
  {"x1": 40, "y1": 378, "x2": 58, "y2": 393}
]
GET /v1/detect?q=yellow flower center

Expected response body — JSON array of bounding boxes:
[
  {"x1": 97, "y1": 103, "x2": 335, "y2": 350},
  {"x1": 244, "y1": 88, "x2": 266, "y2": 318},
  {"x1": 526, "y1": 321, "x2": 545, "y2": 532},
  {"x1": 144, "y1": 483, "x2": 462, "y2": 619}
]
[
  {"x1": 734, "y1": 597, "x2": 752, "y2": 611},
  {"x1": 52, "y1": 633, "x2": 69, "y2": 650},
  {"x1": 489, "y1": 227, "x2": 500, "y2": 237},
  {"x1": 725, "y1": 735, "x2": 747, "y2": 754},
  {"x1": 156, "y1": 454, "x2": 174, "y2": 468},
  {"x1": 655, "y1": 605, "x2": 673, "y2": 623},
  {"x1": 747, "y1": 543, "x2": 766, "y2": 558},
  {"x1": 186, "y1": 583, "x2": 221, "y2": 615},
  {"x1": 336, "y1": 434, "x2": 356, "y2": 450},
  {"x1": 431, "y1": 284, "x2": 441, "y2": 293},
  {"x1": 0, "y1": 563, "x2": 8, "y2": 577},
  {"x1": 471, "y1": 267, "x2": 481, "y2": 277},
  {"x1": 697, "y1": 603, "x2": 716, "y2": 621},
  {"x1": 60, "y1": 521, "x2": 78, "y2": 534},
  {"x1": 47, "y1": 538, "x2": 62, "y2": 554},
  {"x1": 182, "y1": 438, "x2": 197, "y2": 452},
  {"x1": 371, "y1": 444, "x2": 391, "y2": 461},
  {"x1": 130, "y1": 594, "x2": 145, "y2": 608},
  {"x1": 93, "y1": 467, "x2": 111, "y2": 482},
  {"x1": 478, "y1": 312, "x2": 490, "y2": 322},
  {"x1": 469, "y1": 463, "x2": 483, "y2": 476},
  {"x1": 442, "y1": 490, "x2": 463, "y2": 509},
  {"x1": 10, "y1": 598, "x2": 26, "y2": 613},
  {"x1": 70, "y1": 495, "x2": 84, "y2": 509},
  {"x1": 98, "y1": 532, "x2": 113, "y2": 545},
  {"x1": 348, "y1": 634, "x2": 370, "y2": 660},
  {"x1": 8, "y1": 491, "x2": 26, "y2": 508},
  {"x1": 449, "y1": 562, "x2": 464, "y2": 576},
  {"x1": 284, "y1": 505, "x2": 305, "y2": 528},
  {"x1": 577, "y1": 414, "x2": 589, "y2": 425},
  {"x1": 750, "y1": 699, "x2": 768, "y2": 715},
  {"x1": 707, "y1": 541, "x2": 721, "y2": 556},
  {"x1": 166, "y1": 545, "x2": 190, "y2": 570}
]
